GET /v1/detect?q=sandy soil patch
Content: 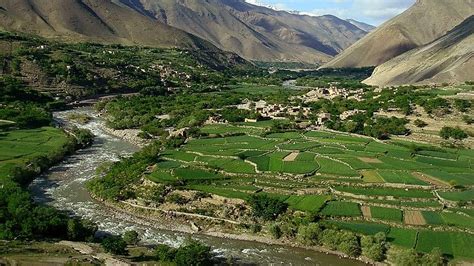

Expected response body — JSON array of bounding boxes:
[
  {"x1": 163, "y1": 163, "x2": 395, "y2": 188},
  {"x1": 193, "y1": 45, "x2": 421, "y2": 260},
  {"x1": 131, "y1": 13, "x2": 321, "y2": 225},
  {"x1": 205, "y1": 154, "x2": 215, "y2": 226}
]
[
  {"x1": 404, "y1": 210, "x2": 426, "y2": 225},
  {"x1": 283, "y1": 152, "x2": 299, "y2": 162},
  {"x1": 358, "y1": 157, "x2": 382, "y2": 163},
  {"x1": 361, "y1": 205, "x2": 372, "y2": 219},
  {"x1": 412, "y1": 172, "x2": 450, "y2": 188}
]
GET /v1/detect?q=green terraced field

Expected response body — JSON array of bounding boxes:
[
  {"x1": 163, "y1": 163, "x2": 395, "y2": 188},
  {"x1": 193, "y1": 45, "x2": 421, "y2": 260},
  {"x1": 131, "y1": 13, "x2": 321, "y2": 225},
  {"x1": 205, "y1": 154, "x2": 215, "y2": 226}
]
[
  {"x1": 0, "y1": 127, "x2": 70, "y2": 179},
  {"x1": 150, "y1": 126, "x2": 474, "y2": 260},
  {"x1": 439, "y1": 189, "x2": 474, "y2": 202},
  {"x1": 370, "y1": 206, "x2": 403, "y2": 222},
  {"x1": 320, "y1": 201, "x2": 361, "y2": 217},
  {"x1": 285, "y1": 195, "x2": 330, "y2": 212}
]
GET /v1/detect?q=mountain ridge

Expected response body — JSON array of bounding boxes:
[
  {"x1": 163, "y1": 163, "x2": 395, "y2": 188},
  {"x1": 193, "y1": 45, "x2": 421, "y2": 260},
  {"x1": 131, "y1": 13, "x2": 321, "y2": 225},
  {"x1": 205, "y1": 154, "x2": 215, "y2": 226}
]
[
  {"x1": 323, "y1": 0, "x2": 474, "y2": 68},
  {"x1": 364, "y1": 15, "x2": 474, "y2": 87},
  {"x1": 117, "y1": 0, "x2": 368, "y2": 63}
]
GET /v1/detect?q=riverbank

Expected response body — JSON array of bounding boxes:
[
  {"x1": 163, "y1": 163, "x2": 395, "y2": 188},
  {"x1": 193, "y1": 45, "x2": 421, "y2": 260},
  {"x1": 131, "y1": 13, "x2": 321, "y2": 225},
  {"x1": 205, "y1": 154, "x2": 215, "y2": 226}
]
[{"x1": 92, "y1": 195, "x2": 375, "y2": 265}]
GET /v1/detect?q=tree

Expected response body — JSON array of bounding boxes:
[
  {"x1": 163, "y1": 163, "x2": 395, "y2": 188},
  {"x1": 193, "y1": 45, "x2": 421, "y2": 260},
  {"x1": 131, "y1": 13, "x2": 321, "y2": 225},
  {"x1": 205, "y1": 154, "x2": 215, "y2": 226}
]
[
  {"x1": 337, "y1": 231, "x2": 360, "y2": 257},
  {"x1": 123, "y1": 230, "x2": 140, "y2": 245},
  {"x1": 155, "y1": 244, "x2": 177, "y2": 262},
  {"x1": 174, "y1": 240, "x2": 212, "y2": 266},
  {"x1": 390, "y1": 248, "x2": 419, "y2": 265},
  {"x1": 297, "y1": 223, "x2": 322, "y2": 245},
  {"x1": 361, "y1": 233, "x2": 386, "y2": 261},
  {"x1": 101, "y1": 236, "x2": 128, "y2": 255},
  {"x1": 248, "y1": 194, "x2": 288, "y2": 221},
  {"x1": 420, "y1": 248, "x2": 444, "y2": 266}
]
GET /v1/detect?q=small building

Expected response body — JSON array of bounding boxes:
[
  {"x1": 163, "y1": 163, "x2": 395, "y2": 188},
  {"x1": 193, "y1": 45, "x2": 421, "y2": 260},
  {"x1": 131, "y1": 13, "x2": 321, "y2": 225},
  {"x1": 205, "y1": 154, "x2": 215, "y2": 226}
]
[{"x1": 317, "y1": 113, "x2": 332, "y2": 124}]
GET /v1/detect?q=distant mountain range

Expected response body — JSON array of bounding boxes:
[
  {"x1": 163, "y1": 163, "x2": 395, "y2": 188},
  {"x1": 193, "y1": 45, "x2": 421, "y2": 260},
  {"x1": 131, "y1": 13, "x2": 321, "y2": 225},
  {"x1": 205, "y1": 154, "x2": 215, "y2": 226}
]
[{"x1": 0, "y1": 0, "x2": 370, "y2": 64}]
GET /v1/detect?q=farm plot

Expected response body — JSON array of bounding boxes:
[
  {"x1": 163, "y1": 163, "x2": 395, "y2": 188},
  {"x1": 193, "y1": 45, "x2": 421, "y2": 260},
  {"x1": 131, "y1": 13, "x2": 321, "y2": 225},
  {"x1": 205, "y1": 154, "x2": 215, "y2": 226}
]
[
  {"x1": 361, "y1": 170, "x2": 384, "y2": 183},
  {"x1": 404, "y1": 210, "x2": 426, "y2": 225},
  {"x1": 174, "y1": 167, "x2": 226, "y2": 181},
  {"x1": 439, "y1": 189, "x2": 474, "y2": 202},
  {"x1": 186, "y1": 184, "x2": 250, "y2": 200},
  {"x1": 387, "y1": 228, "x2": 418, "y2": 249},
  {"x1": 421, "y1": 169, "x2": 473, "y2": 186},
  {"x1": 416, "y1": 232, "x2": 454, "y2": 257},
  {"x1": 148, "y1": 169, "x2": 176, "y2": 183},
  {"x1": 370, "y1": 206, "x2": 403, "y2": 222},
  {"x1": 422, "y1": 211, "x2": 445, "y2": 225},
  {"x1": 335, "y1": 186, "x2": 434, "y2": 199},
  {"x1": 377, "y1": 170, "x2": 428, "y2": 185},
  {"x1": 361, "y1": 205, "x2": 372, "y2": 219},
  {"x1": 0, "y1": 127, "x2": 70, "y2": 178},
  {"x1": 320, "y1": 201, "x2": 361, "y2": 217},
  {"x1": 441, "y1": 212, "x2": 474, "y2": 229},
  {"x1": 315, "y1": 157, "x2": 359, "y2": 177},
  {"x1": 195, "y1": 156, "x2": 255, "y2": 174},
  {"x1": 285, "y1": 195, "x2": 330, "y2": 212}
]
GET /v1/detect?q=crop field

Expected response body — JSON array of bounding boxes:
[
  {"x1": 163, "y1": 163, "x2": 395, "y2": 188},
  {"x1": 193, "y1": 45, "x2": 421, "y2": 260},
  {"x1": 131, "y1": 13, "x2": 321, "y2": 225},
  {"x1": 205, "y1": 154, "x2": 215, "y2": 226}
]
[
  {"x1": 0, "y1": 127, "x2": 70, "y2": 179},
  {"x1": 370, "y1": 206, "x2": 403, "y2": 222},
  {"x1": 320, "y1": 201, "x2": 361, "y2": 217},
  {"x1": 387, "y1": 228, "x2": 418, "y2": 248},
  {"x1": 146, "y1": 126, "x2": 474, "y2": 259},
  {"x1": 284, "y1": 195, "x2": 331, "y2": 212},
  {"x1": 439, "y1": 189, "x2": 474, "y2": 202},
  {"x1": 377, "y1": 170, "x2": 428, "y2": 185},
  {"x1": 335, "y1": 186, "x2": 434, "y2": 199}
]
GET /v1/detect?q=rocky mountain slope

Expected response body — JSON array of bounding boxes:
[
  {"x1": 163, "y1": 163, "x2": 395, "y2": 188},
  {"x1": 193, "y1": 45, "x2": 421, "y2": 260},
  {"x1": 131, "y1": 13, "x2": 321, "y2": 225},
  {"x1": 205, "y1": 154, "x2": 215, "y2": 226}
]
[
  {"x1": 346, "y1": 19, "x2": 375, "y2": 32},
  {"x1": 0, "y1": 0, "x2": 217, "y2": 50},
  {"x1": 324, "y1": 0, "x2": 474, "y2": 68},
  {"x1": 116, "y1": 0, "x2": 368, "y2": 63},
  {"x1": 364, "y1": 16, "x2": 474, "y2": 87}
]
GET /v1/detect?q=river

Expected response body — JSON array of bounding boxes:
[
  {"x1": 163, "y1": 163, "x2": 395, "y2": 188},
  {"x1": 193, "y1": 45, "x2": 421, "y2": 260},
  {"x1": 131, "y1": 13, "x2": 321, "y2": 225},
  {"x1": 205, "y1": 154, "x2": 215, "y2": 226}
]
[{"x1": 29, "y1": 107, "x2": 364, "y2": 266}]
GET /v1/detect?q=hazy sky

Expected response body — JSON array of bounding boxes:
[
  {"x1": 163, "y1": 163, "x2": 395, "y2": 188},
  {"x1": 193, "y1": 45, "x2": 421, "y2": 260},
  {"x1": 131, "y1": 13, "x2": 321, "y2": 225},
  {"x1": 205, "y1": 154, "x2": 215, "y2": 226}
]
[{"x1": 245, "y1": 0, "x2": 416, "y2": 25}]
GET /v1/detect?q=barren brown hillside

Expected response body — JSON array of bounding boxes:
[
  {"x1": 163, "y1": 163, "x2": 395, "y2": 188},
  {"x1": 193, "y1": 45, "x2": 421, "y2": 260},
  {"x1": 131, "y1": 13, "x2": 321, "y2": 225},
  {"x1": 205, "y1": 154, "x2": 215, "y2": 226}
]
[
  {"x1": 0, "y1": 0, "x2": 215, "y2": 50},
  {"x1": 323, "y1": 0, "x2": 474, "y2": 68},
  {"x1": 364, "y1": 16, "x2": 474, "y2": 87},
  {"x1": 117, "y1": 0, "x2": 369, "y2": 63}
]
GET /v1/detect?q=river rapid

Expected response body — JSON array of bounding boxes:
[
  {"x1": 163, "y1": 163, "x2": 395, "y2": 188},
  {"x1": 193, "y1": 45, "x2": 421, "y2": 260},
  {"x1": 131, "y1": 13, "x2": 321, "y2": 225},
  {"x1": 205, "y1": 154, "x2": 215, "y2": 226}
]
[{"x1": 29, "y1": 107, "x2": 364, "y2": 266}]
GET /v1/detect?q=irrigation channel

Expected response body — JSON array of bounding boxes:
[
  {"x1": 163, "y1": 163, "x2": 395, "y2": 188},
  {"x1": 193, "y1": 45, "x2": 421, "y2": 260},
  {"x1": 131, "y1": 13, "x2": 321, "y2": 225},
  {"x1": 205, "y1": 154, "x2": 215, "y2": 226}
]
[{"x1": 29, "y1": 107, "x2": 364, "y2": 265}]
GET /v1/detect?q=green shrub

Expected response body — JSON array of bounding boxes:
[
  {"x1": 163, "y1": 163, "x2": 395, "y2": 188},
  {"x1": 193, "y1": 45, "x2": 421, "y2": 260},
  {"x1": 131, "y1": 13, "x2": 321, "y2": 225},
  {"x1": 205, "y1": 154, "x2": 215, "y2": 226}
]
[
  {"x1": 123, "y1": 230, "x2": 140, "y2": 245},
  {"x1": 249, "y1": 194, "x2": 288, "y2": 221},
  {"x1": 101, "y1": 236, "x2": 128, "y2": 255}
]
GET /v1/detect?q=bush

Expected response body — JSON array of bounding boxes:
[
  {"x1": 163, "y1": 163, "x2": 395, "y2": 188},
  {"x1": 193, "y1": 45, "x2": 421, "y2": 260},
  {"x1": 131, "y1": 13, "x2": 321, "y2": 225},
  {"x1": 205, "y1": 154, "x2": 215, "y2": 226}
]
[
  {"x1": 155, "y1": 244, "x2": 177, "y2": 262},
  {"x1": 154, "y1": 240, "x2": 212, "y2": 265},
  {"x1": 439, "y1": 127, "x2": 468, "y2": 140},
  {"x1": 101, "y1": 235, "x2": 128, "y2": 255},
  {"x1": 248, "y1": 194, "x2": 288, "y2": 221},
  {"x1": 123, "y1": 230, "x2": 140, "y2": 245},
  {"x1": 174, "y1": 240, "x2": 212, "y2": 266},
  {"x1": 269, "y1": 224, "x2": 282, "y2": 239},
  {"x1": 167, "y1": 194, "x2": 189, "y2": 205},
  {"x1": 297, "y1": 223, "x2": 322, "y2": 245},
  {"x1": 361, "y1": 232, "x2": 386, "y2": 261},
  {"x1": 414, "y1": 119, "x2": 428, "y2": 128}
]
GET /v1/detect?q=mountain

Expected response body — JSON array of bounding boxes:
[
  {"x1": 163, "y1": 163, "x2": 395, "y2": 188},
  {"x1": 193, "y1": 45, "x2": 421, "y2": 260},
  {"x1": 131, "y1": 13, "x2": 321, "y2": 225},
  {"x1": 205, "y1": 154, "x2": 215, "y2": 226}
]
[
  {"x1": 324, "y1": 0, "x2": 474, "y2": 68},
  {"x1": 346, "y1": 19, "x2": 375, "y2": 32},
  {"x1": 364, "y1": 16, "x2": 474, "y2": 87},
  {"x1": 116, "y1": 0, "x2": 368, "y2": 63},
  {"x1": 0, "y1": 0, "x2": 217, "y2": 50}
]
